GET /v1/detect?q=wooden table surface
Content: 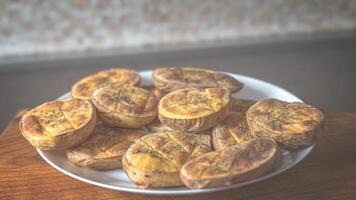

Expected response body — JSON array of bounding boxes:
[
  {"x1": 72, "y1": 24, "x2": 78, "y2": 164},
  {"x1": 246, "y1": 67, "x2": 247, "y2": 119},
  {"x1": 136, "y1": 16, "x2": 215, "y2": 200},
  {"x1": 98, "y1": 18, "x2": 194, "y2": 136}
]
[{"x1": 1, "y1": 109, "x2": 356, "y2": 200}]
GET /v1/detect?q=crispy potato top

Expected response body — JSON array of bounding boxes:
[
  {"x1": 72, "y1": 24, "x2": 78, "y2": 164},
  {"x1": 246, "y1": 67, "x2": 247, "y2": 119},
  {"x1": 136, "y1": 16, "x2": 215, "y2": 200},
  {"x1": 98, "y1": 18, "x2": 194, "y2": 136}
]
[
  {"x1": 124, "y1": 132, "x2": 211, "y2": 173},
  {"x1": 20, "y1": 98, "x2": 94, "y2": 137},
  {"x1": 213, "y1": 112, "x2": 253, "y2": 149},
  {"x1": 71, "y1": 68, "x2": 140, "y2": 100},
  {"x1": 159, "y1": 87, "x2": 230, "y2": 119},
  {"x1": 181, "y1": 138, "x2": 279, "y2": 180},
  {"x1": 92, "y1": 85, "x2": 158, "y2": 118},
  {"x1": 247, "y1": 99, "x2": 324, "y2": 134},
  {"x1": 153, "y1": 67, "x2": 243, "y2": 92},
  {"x1": 67, "y1": 124, "x2": 145, "y2": 158}
]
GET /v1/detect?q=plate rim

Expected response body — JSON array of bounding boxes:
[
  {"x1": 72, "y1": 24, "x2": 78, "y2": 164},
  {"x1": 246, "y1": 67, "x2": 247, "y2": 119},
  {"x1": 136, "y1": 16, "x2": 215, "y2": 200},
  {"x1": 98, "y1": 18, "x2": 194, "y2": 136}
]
[{"x1": 36, "y1": 69, "x2": 313, "y2": 195}]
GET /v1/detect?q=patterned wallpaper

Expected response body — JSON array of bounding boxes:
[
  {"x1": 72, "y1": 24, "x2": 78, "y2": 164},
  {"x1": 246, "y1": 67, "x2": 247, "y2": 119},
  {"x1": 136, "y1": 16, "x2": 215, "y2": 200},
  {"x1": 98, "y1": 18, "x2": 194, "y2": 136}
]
[{"x1": 0, "y1": 0, "x2": 355, "y2": 58}]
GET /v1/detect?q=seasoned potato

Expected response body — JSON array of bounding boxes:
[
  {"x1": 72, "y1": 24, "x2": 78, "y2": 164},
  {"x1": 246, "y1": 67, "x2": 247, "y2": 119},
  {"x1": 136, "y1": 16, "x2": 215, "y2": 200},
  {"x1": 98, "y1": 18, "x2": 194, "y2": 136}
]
[
  {"x1": 67, "y1": 123, "x2": 145, "y2": 170},
  {"x1": 92, "y1": 85, "x2": 158, "y2": 128},
  {"x1": 152, "y1": 67, "x2": 243, "y2": 93},
  {"x1": 212, "y1": 112, "x2": 253, "y2": 150},
  {"x1": 71, "y1": 68, "x2": 140, "y2": 100},
  {"x1": 246, "y1": 99, "x2": 324, "y2": 150},
  {"x1": 158, "y1": 87, "x2": 231, "y2": 133},
  {"x1": 122, "y1": 132, "x2": 212, "y2": 188},
  {"x1": 231, "y1": 97, "x2": 256, "y2": 113},
  {"x1": 180, "y1": 138, "x2": 280, "y2": 189},
  {"x1": 20, "y1": 98, "x2": 96, "y2": 150}
]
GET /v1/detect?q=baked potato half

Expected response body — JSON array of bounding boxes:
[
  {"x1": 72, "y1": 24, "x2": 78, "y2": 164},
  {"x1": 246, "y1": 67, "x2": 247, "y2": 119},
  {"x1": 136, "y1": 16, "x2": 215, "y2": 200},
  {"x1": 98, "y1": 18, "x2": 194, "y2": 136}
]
[
  {"x1": 152, "y1": 67, "x2": 243, "y2": 93},
  {"x1": 246, "y1": 99, "x2": 324, "y2": 150},
  {"x1": 92, "y1": 85, "x2": 158, "y2": 128},
  {"x1": 122, "y1": 132, "x2": 212, "y2": 188},
  {"x1": 71, "y1": 68, "x2": 140, "y2": 100},
  {"x1": 158, "y1": 87, "x2": 231, "y2": 133},
  {"x1": 67, "y1": 123, "x2": 145, "y2": 170},
  {"x1": 180, "y1": 138, "x2": 280, "y2": 189},
  {"x1": 212, "y1": 112, "x2": 253, "y2": 150},
  {"x1": 20, "y1": 98, "x2": 96, "y2": 150}
]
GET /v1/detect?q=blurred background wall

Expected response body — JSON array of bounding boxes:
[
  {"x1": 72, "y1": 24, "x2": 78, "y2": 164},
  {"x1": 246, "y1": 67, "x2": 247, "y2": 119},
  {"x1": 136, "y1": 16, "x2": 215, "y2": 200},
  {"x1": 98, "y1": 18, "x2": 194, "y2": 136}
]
[
  {"x1": 0, "y1": 0, "x2": 356, "y2": 131},
  {"x1": 1, "y1": 0, "x2": 355, "y2": 58}
]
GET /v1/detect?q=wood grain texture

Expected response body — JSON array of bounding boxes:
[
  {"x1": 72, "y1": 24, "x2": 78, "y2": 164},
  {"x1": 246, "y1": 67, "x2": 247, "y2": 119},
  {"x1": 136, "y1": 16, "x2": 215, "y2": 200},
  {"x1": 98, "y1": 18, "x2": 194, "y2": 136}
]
[{"x1": 1, "y1": 109, "x2": 356, "y2": 200}]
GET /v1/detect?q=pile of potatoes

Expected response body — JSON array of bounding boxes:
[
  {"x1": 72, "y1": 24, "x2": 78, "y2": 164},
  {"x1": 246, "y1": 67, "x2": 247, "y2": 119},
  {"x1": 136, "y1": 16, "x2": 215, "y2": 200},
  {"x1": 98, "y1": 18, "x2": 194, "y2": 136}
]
[{"x1": 20, "y1": 67, "x2": 323, "y2": 189}]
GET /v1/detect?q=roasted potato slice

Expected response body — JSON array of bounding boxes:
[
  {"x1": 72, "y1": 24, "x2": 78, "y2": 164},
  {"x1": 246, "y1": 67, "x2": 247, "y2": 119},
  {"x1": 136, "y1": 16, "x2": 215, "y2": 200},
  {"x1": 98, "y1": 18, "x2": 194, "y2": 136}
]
[
  {"x1": 180, "y1": 138, "x2": 280, "y2": 189},
  {"x1": 212, "y1": 112, "x2": 253, "y2": 150},
  {"x1": 67, "y1": 123, "x2": 145, "y2": 170},
  {"x1": 152, "y1": 67, "x2": 243, "y2": 93},
  {"x1": 246, "y1": 99, "x2": 324, "y2": 150},
  {"x1": 158, "y1": 87, "x2": 231, "y2": 133},
  {"x1": 20, "y1": 98, "x2": 96, "y2": 150},
  {"x1": 231, "y1": 97, "x2": 256, "y2": 113},
  {"x1": 122, "y1": 132, "x2": 212, "y2": 188},
  {"x1": 92, "y1": 85, "x2": 158, "y2": 128},
  {"x1": 71, "y1": 68, "x2": 140, "y2": 100}
]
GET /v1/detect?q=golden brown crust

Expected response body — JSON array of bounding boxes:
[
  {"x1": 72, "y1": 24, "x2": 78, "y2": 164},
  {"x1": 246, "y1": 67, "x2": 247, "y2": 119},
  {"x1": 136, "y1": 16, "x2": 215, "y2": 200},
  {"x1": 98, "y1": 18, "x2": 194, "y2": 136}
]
[
  {"x1": 152, "y1": 67, "x2": 243, "y2": 93},
  {"x1": 212, "y1": 112, "x2": 254, "y2": 150},
  {"x1": 66, "y1": 124, "x2": 145, "y2": 170},
  {"x1": 231, "y1": 98, "x2": 256, "y2": 114},
  {"x1": 71, "y1": 68, "x2": 140, "y2": 100},
  {"x1": 246, "y1": 98, "x2": 324, "y2": 150},
  {"x1": 20, "y1": 98, "x2": 96, "y2": 150},
  {"x1": 122, "y1": 132, "x2": 212, "y2": 188},
  {"x1": 158, "y1": 87, "x2": 231, "y2": 133},
  {"x1": 180, "y1": 138, "x2": 281, "y2": 189},
  {"x1": 92, "y1": 85, "x2": 158, "y2": 128}
]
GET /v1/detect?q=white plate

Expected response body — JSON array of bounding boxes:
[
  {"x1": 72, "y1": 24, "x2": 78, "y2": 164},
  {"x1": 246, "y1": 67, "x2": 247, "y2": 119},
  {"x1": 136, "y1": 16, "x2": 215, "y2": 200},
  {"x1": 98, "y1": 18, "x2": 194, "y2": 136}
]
[{"x1": 37, "y1": 70, "x2": 314, "y2": 195}]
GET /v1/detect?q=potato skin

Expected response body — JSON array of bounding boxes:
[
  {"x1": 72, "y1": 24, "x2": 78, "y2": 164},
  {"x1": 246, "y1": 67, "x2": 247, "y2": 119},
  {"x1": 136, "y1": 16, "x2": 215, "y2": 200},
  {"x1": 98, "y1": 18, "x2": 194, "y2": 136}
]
[
  {"x1": 180, "y1": 138, "x2": 281, "y2": 189},
  {"x1": 71, "y1": 68, "x2": 141, "y2": 100},
  {"x1": 246, "y1": 99, "x2": 324, "y2": 150},
  {"x1": 212, "y1": 112, "x2": 253, "y2": 150},
  {"x1": 95, "y1": 108, "x2": 156, "y2": 128},
  {"x1": 158, "y1": 104, "x2": 230, "y2": 133},
  {"x1": 92, "y1": 85, "x2": 158, "y2": 128},
  {"x1": 68, "y1": 153, "x2": 122, "y2": 170},
  {"x1": 122, "y1": 132, "x2": 212, "y2": 188},
  {"x1": 158, "y1": 87, "x2": 231, "y2": 133},
  {"x1": 66, "y1": 124, "x2": 145, "y2": 170},
  {"x1": 146, "y1": 118, "x2": 212, "y2": 134},
  {"x1": 145, "y1": 118, "x2": 174, "y2": 133},
  {"x1": 231, "y1": 98, "x2": 256, "y2": 114},
  {"x1": 141, "y1": 85, "x2": 168, "y2": 100},
  {"x1": 19, "y1": 98, "x2": 96, "y2": 150},
  {"x1": 122, "y1": 157, "x2": 182, "y2": 188},
  {"x1": 152, "y1": 67, "x2": 243, "y2": 93}
]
